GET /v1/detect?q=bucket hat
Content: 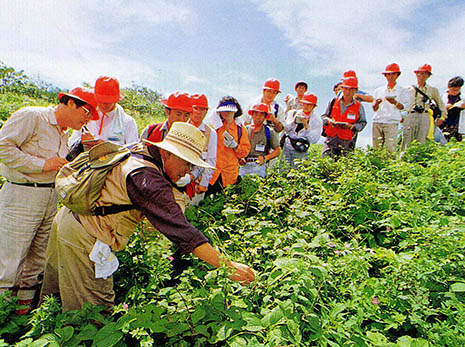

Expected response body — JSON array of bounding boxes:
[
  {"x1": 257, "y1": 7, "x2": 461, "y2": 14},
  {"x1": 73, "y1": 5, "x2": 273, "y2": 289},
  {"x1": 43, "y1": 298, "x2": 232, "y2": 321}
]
[
  {"x1": 299, "y1": 93, "x2": 318, "y2": 105},
  {"x1": 58, "y1": 87, "x2": 99, "y2": 120},
  {"x1": 95, "y1": 76, "x2": 123, "y2": 103},
  {"x1": 161, "y1": 92, "x2": 193, "y2": 113}
]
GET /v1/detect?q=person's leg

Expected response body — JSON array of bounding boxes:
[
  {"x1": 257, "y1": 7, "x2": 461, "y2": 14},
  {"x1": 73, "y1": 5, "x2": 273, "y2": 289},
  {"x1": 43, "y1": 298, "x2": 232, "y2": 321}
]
[
  {"x1": 56, "y1": 209, "x2": 114, "y2": 312},
  {"x1": 401, "y1": 113, "x2": 417, "y2": 151},
  {"x1": 372, "y1": 123, "x2": 384, "y2": 149},
  {"x1": 384, "y1": 123, "x2": 399, "y2": 156},
  {"x1": 417, "y1": 113, "x2": 431, "y2": 144}
]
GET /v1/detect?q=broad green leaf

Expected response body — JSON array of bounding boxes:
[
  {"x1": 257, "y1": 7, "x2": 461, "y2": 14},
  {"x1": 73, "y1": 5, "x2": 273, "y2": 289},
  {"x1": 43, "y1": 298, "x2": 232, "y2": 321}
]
[
  {"x1": 92, "y1": 324, "x2": 123, "y2": 347},
  {"x1": 450, "y1": 282, "x2": 465, "y2": 292},
  {"x1": 77, "y1": 324, "x2": 98, "y2": 340},
  {"x1": 191, "y1": 307, "x2": 206, "y2": 324}
]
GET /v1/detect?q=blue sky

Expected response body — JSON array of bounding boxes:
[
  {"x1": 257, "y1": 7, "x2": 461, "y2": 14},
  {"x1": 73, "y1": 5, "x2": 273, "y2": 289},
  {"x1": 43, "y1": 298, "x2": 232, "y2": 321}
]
[{"x1": 1, "y1": 0, "x2": 465, "y2": 146}]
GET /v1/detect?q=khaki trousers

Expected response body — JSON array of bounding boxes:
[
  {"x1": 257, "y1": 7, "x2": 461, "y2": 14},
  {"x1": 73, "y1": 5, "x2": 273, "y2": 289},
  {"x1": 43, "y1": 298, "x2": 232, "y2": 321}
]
[
  {"x1": 401, "y1": 112, "x2": 430, "y2": 152},
  {"x1": 40, "y1": 208, "x2": 114, "y2": 312},
  {"x1": 372, "y1": 123, "x2": 399, "y2": 156},
  {"x1": 0, "y1": 182, "x2": 57, "y2": 301}
]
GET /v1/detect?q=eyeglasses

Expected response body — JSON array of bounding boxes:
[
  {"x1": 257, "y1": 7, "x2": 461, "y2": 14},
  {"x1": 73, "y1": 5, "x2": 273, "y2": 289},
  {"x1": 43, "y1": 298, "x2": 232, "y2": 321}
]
[{"x1": 81, "y1": 106, "x2": 91, "y2": 118}]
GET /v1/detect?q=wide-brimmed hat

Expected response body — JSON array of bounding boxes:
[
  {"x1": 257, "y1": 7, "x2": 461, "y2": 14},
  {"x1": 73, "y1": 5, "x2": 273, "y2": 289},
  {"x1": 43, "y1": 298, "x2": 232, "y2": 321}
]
[
  {"x1": 216, "y1": 101, "x2": 238, "y2": 113},
  {"x1": 95, "y1": 76, "x2": 123, "y2": 103},
  {"x1": 414, "y1": 64, "x2": 432, "y2": 75},
  {"x1": 143, "y1": 122, "x2": 214, "y2": 169},
  {"x1": 58, "y1": 87, "x2": 99, "y2": 120}
]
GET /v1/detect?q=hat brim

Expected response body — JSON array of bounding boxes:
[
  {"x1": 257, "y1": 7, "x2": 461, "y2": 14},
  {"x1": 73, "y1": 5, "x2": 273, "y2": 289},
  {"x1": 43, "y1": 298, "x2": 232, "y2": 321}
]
[
  {"x1": 58, "y1": 92, "x2": 99, "y2": 120},
  {"x1": 263, "y1": 87, "x2": 281, "y2": 93},
  {"x1": 414, "y1": 70, "x2": 432, "y2": 74},
  {"x1": 95, "y1": 93, "x2": 123, "y2": 103},
  {"x1": 142, "y1": 139, "x2": 215, "y2": 170},
  {"x1": 216, "y1": 105, "x2": 238, "y2": 113}
]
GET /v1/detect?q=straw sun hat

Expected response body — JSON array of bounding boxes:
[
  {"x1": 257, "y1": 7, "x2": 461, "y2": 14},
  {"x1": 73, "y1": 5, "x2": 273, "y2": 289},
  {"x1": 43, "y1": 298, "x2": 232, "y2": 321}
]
[{"x1": 143, "y1": 122, "x2": 214, "y2": 169}]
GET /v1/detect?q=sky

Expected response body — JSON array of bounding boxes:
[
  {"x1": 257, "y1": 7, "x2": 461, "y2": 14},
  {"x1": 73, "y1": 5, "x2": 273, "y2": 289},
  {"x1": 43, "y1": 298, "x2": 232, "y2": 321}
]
[{"x1": 1, "y1": 0, "x2": 465, "y2": 147}]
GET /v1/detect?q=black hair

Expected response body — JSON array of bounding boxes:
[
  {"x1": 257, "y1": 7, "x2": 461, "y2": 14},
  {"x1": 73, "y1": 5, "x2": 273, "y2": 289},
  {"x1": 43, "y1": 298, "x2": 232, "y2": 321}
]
[
  {"x1": 295, "y1": 82, "x2": 308, "y2": 90},
  {"x1": 448, "y1": 76, "x2": 464, "y2": 88},
  {"x1": 59, "y1": 95, "x2": 87, "y2": 107},
  {"x1": 217, "y1": 96, "x2": 243, "y2": 118},
  {"x1": 333, "y1": 82, "x2": 342, "y2": 91}
]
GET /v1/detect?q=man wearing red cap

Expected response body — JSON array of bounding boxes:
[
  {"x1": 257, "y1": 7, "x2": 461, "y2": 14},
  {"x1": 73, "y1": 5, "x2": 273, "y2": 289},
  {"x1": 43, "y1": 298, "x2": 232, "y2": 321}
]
[
  {"x1": 0, "y1": 87, "x2": 98, "y2": 313},
  {"x1": 402, "y1": 64, "x2": 446, "y2": 152},
  {"x1": 242, "y1": 78, "x2": 286, "y2": 133},
  {"x1": 282, "y1": 94, "x2": 322, "y2": 168},
  {"x1": 285, "y1": 81, "x2": 309, "y2": 112},
  {"x1": 176, "y1": 94, "x2": 217, "y2": 202},
  {"x1": 239, "y1": 103, "x2": 281, "y2": 177},
  {"x1": 141, "y1": 91, "x2": 193, "y2": 143},
  {"x1": 69, "y1": 76, "x2": 139, "y2": 150},
  {"x1": 321, "y1": 77, "x2": 367, "y2": 157},
  {"x1": 372, "y1": 63, "x2": 411, "y2": 156}
]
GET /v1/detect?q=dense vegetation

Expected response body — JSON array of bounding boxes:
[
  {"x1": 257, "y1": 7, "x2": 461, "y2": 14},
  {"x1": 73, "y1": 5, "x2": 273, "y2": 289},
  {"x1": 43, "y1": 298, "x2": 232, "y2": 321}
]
[{"x1": 0, "y1": 63, "x2": 464, "y2": 346}]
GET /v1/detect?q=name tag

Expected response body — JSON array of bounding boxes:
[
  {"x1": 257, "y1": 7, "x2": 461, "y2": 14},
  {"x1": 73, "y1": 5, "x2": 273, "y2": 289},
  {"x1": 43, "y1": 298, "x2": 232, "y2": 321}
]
[
  {"x1": 347, "y1": 113, "x2": 356, "y2": 120},
  {"x1": 255, "y1": 144, "x2": 266, "y2": 152}
]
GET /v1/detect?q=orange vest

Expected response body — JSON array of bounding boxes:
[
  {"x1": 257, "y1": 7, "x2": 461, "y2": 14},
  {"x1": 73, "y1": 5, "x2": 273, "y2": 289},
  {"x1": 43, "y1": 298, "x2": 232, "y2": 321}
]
[{"x1": 324, "y1": 98, "x2": 361, "y2": 140}]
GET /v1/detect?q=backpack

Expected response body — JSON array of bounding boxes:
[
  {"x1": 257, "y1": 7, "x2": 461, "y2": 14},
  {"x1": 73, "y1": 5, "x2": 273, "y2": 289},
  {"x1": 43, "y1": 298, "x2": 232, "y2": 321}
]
[
  {"x1": 246, "y1": 124, "x2": 271, "y2": 154},
  {"x1": 55, "y1": 142, "x2": 135, "y2": 216}
]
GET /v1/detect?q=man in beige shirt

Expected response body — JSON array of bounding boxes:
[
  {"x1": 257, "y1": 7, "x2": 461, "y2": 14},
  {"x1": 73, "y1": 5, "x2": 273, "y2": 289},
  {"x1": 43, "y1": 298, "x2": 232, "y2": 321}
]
[{"x1": 0, "y1": 87, "x2": 98, "y2": 313}]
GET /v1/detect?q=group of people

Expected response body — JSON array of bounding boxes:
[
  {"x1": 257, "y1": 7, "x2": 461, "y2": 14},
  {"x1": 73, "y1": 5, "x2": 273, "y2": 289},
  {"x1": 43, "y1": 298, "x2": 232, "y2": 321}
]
[{"x1": 0, "y1": 64, "x2": 463, "y2": 314}]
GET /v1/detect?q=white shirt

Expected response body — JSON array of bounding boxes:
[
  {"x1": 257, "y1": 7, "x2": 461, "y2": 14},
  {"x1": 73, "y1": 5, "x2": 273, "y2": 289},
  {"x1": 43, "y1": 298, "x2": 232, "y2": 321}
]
[
  {"x1": 372, "y1": 84, "x2": 410, "y2": 124},
  {"x1": 69, "y1": 104, "x2": 139, "y2": 146},
  {"x1": 283, "y1": 110, "x2": 322, "y2": 151},
  {"x1": 189, "y1": 122, "x2": 217, "y2": 188}
]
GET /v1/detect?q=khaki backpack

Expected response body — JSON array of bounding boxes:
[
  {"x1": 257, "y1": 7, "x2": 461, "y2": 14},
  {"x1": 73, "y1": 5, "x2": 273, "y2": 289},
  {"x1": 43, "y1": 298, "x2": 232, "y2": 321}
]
[{"x1": 55, "y1": 142, "x2": 134, "y2": 216}]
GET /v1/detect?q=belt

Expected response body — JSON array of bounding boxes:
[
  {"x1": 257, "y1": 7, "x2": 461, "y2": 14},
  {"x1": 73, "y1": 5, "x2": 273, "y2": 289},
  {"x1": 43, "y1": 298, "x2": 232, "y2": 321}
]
[
  {"x1": 8, "y1": 181, "x2": 55, "y2": 188},
  {"x1": 246, "y1": 157, "x2": 258, "y2": 163}
]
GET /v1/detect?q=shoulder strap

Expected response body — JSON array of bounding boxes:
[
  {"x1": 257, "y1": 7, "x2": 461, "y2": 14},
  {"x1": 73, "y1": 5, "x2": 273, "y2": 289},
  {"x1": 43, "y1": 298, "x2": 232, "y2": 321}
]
[
  {"x1": 264, "y1": 125, "x2": 271, "y2": 154},
  {"x1": 273, "y1": 103, "x2": 279, "y2": 116},
  {"x1": 147, "y1": 123, "x2": 164, "y2": 142},
  {"x1": 237, "y1": 123, "x2": 242, "y2": 142}
]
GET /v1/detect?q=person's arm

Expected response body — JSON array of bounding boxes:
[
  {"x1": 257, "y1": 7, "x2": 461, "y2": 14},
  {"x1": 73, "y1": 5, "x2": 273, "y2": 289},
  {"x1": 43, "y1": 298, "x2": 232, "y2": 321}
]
[
  {"x1": 321, "y1": 100, "x2": 335, "y2": 126},
  {"x1": 233, "y1": 124, "x2": 251, "y2": 159},
  {"x1": 352, "y1": 104, "x2": 367, "y2": 132},
  {"x1": 124, "y1": 117, "x2": 140, "y2": 144},
  {"x1": 127, "y1": 168, "x2": 254, "y2": 284},
  {"x1": 0, "y1": 110, "x2": 48, "y2": 173},
  {"x1": 306, "y1": 116, "x2": 322, "y2": 144}
]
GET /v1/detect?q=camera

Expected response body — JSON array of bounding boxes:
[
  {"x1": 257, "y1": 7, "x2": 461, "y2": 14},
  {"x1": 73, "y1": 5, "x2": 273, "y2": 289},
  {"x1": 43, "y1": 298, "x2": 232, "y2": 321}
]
[{"x1": 412, "y1": 104, "x2": 425, "y2": 113}]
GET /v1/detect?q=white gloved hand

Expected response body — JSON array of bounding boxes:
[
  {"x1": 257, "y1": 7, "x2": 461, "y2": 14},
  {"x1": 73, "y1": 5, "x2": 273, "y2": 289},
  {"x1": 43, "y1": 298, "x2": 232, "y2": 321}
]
[
  {"x1": 89, "y1": 240, "x2": 119, "y2": 279},
  {"x1": 223, "y1": 137, "x2": 238, "y2": 148},
  {"x1": 176, "y1": 173, "x2": 192, "y2": 187}
]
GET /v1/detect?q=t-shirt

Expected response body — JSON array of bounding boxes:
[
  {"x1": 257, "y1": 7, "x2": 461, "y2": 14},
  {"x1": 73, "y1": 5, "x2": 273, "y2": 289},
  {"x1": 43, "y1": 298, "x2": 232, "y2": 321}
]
[{"x1": 246, "y1": 125, "x2": 279, "y2": 158}]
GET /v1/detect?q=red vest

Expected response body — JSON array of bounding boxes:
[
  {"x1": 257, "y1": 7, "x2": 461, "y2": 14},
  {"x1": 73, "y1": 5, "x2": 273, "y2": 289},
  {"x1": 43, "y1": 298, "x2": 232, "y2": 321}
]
[
  {"x1": 146, "y1": 123, "x2": 165, "y2": 143},
  {"x1": 324, "y1": 98, "x2": 361, "y2": 140}
]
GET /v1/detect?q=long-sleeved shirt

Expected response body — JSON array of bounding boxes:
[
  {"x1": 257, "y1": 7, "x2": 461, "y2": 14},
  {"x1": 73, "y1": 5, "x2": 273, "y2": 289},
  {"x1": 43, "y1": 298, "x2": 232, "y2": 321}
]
[
  {"x1": 372, "y1": 84, "x2": 411, "y2": 124},
  {"x1": 0, "y1": 106, "x2": 68, "y2": 183},
  {"x1": 69, "y1": 103, "x2": 139, "y2": 146},
  {"x1": 126, "y1": 146, "x2": 208, "y2": 253},
  {"x1": 284, "y1": 110, "x2": 322, "y2": 151},
  {"x1": 321, "y1": 98, "x2": 367, "y2": 133},
  {"x1": 189, "y1": 122, "x2": 217, "y2": 188},
  {"x1": 408, "y1": 84, "x2": 446, "y2": 119},
  {"x1": 210, "y1": 120, "x2": 250, "y2": 187}
]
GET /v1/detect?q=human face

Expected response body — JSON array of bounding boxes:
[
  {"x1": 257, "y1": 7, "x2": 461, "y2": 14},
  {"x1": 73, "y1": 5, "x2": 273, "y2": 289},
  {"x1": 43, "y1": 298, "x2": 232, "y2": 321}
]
[
  {"x1": 262, "y1": 89, "x2": 279, "y2": 104},
  {"x1": 383, "y1": 72, "x2": 399, "y2": 87},
  {"x1": 191, "y1": 106, "x2": 208, "y2": 125},
  {"x1": 67, "y1": 100, "x2": 94, "y2": 130},
  {"x1": 162, "y1": 151, "x2": 193, "y2": 183},
  {"x1": 166, "y1": 108, "x2": 191, "y2": 129},
  {"x1": 99, "y1": 102, "x2": 117, "y2": 113},
  {"x1": 341, "y1": 86, "x2": 356, "y2": 100},
  {"x1": 295, "y1": 85, "x2": 307, "y2": 97},
  {"x1": 251, "y1": 111, "x2": 266, "y2": 126},
  {"x1": 302, "y1": 103, "x2": 315, "y2": 114},
  {"x1": 415, "y1": 71, "x2": 430, "y2": 86},
  {"x1": 220, "y1": 111, "x2": 235, "y2": 124},
  {"x1": 448, "y1": 86, "x2": 461, "y2": 96}
]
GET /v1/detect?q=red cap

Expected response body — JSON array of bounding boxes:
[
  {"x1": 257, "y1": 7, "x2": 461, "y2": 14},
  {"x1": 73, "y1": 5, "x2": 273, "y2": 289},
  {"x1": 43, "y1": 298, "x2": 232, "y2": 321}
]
[
  {"x1": 58, "y1": 87, "x2": 99, "y2": 120},
  {"x1": 263, "y1": 78, "x2": 281, "y2": 93},
  {"x1": 94, "y1": 76, "x2": 123, "y2": 103},
  {"x1": 161, "y1": 92, "x2": 193, "y2": 113},
  {"x1": 191, "y1": 93, "x2": 208, "y2": 109},
  {"x1": 248, "y1": 103, "x2": 271, "y2": 116},
  {"x1": 299, "y1": 93, "x2": 318, "y2": 105},
  {"x1": 343, "y1": 70, "x2": 357, "y2": 78},
  {"x1": 382, "y1": 63, "x2": 401, "y2": 74},
  {"x1": 340, "y1": 77, "x2": 358, "y2": 89},
  {"x1": 414, "y1": 64, "x2": 432, "y2": 74}
]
